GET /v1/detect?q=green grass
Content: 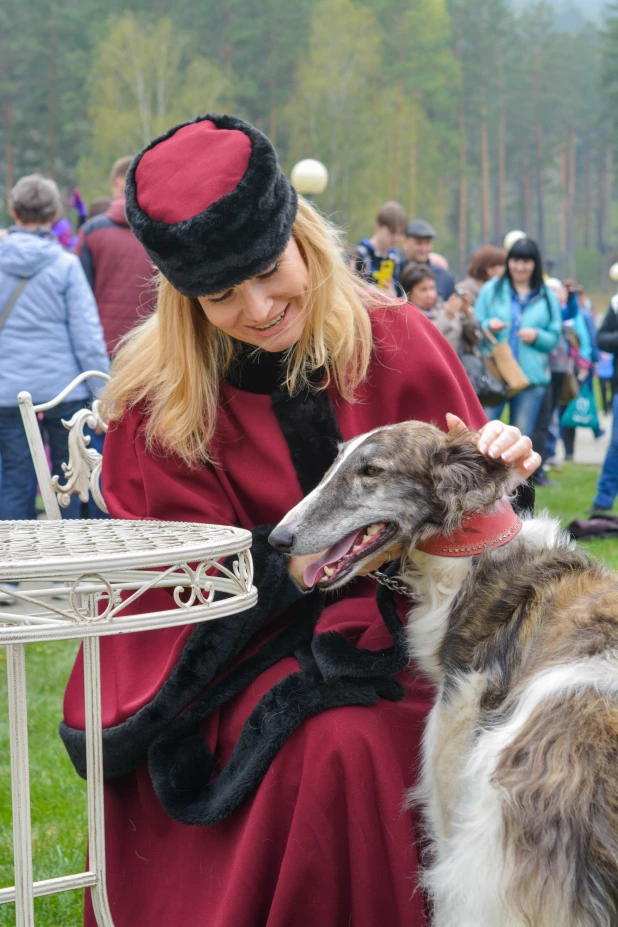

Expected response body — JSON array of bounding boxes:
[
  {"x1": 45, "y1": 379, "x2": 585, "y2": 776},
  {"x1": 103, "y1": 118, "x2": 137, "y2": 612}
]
[
  {"x1": 536, "y1": 460, "x2": 618, "y2": 569},
  {"x1": 0, "y1": 465, "x2": 616, "y2": 926}
]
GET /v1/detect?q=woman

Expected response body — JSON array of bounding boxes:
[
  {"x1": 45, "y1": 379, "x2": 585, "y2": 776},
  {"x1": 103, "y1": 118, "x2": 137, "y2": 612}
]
[
  {"x1": 0, "y1": 174, "x2": 109, "y2": 521},
  {"x1": 399, "y1": 261, "x2": 478, "y2": 354},
  {"x1": 458, "y1": 244, "x2": 506, "y2": 306},
  {"x1": 474, "y1": 237, "x2": 562, "y2": 437},
  {"x1": 61, "y1": 114, "x2": 539, "y2": 927}
]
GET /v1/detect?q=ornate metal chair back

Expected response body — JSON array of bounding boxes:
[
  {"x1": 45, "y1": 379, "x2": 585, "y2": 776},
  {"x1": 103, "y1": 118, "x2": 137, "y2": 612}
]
[{"x1": 17, "y1": 370, "x2": 111, "y2": 520}]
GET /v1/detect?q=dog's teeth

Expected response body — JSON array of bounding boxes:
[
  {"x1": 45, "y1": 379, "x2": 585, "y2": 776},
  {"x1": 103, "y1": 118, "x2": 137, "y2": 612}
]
[
  {"x1": 323, "y1": 566, "x2": 335, "y2": 577},
  {"x1": 352, "y1": 544, "x2": 363, "y2": 552},
  {"x1": 366, "y1": 524, "x2": 382, "y2": 536}
]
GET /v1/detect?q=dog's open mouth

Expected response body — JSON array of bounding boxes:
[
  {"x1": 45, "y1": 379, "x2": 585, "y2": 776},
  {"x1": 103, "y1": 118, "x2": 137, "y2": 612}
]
[{"x1": 303, "y1": 522, "x2": 398, "y2": 589}]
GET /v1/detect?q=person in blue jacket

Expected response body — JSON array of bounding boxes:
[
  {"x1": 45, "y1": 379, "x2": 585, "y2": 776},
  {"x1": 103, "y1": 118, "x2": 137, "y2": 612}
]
[
  {"x1": 474, "y1": 237, "x2": 562, "y2": 437},
  {"x1": 0, "y1": 174, "x2": 110, "y2": 522}
]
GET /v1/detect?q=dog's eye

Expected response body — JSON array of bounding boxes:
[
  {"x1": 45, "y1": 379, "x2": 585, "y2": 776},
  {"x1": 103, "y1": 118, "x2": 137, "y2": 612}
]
[{"x1": 361, "y1": 465, "x2": 381, "y2": 477}]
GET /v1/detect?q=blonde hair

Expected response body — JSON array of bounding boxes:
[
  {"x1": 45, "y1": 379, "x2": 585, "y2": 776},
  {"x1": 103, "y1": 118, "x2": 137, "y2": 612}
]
[{"x1": 101, "y1": 198, "x2": 398, "y2": 465}]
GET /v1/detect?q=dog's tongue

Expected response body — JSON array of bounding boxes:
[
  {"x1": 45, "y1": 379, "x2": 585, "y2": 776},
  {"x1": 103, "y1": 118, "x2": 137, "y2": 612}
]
[{"x1": 303, "y1": 529, "x2": 360, "y2": 588}]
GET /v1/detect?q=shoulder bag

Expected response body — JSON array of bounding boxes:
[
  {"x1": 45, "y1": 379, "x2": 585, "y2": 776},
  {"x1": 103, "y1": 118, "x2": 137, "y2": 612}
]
[
  {"x1": 483, "y1": 327, "x2": 530, "y2": 397},
  {"x1": 459, "y1": 345, "x2": 510, "y2": 406}
]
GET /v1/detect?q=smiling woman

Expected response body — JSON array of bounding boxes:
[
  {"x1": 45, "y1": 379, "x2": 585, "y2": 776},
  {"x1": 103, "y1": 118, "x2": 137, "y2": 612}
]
[
  {"x1": 62, "y1": 113, "x2": 539, "y2": 927},
  {"x1": 197, "y1": 239, "x2": 309, "y2": 349}
]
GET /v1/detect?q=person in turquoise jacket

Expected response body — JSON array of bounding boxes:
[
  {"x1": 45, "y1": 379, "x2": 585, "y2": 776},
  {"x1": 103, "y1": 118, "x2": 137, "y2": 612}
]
[{"x1": 474, "y1": 237, "x2": 562, "y2": 437}]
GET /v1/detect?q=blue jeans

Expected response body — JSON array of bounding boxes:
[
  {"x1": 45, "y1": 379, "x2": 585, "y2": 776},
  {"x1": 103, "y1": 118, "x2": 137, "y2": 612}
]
[
  {"x1": 0, "y1": 401, "x2": 86, "y2": 520},
  {"x1": 483, "y1": 384, "x2": 548, "y2": 439},
  {"x1": 593, "y1": 392, "x2": 618, "y2": 510}
]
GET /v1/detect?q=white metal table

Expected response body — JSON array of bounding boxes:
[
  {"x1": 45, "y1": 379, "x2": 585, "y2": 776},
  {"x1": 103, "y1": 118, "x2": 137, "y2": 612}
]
[{"x1": 0, "y1": 519, "x2": 257, "y2": 927}]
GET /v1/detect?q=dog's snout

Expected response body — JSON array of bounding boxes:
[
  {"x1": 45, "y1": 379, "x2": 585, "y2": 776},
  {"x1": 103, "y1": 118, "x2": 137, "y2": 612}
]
[{"x1": 268, "y1": 525, "x2": 296, "y2": 552}]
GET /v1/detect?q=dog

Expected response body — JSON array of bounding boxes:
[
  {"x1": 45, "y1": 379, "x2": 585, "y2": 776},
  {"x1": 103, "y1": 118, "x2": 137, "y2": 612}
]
[{"x1": 269, "y1": 421, "x2": 618, "y2": 927}]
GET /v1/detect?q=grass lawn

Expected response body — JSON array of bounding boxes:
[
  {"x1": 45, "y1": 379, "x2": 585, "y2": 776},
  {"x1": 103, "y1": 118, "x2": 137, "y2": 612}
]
[
  {"x1": 0, "y1": 640, "x2": 86, "y2": 926},
  {"x1": 0, "y1": 463, "x2": 616, "y2": 925},
  {"x1": 536, "y1": 460, "x2": 618, "y2": 569}
]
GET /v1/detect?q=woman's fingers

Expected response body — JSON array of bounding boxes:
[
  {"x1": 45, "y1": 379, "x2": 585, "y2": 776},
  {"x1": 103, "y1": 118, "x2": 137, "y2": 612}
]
[
  {"x1": 477, "y1": 419, "x2": 510, "y2": 455},
  {"x1": 477, "y1": 420, "x2": 541, "y2": 476},
  {"x1": 483, "y1": 424, "x2": 529, "y2": 460}
]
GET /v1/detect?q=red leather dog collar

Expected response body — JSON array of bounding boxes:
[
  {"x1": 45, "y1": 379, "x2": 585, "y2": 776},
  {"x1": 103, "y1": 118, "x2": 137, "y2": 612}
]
[{"x1": 415, "y1": 499, "x2": 522, "y2": 557}]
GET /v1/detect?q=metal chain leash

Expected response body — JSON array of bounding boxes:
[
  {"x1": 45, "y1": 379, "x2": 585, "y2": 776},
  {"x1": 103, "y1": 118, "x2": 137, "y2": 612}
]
[{"x1": 367, "y1": 570, "x2": 418, "y2": 601}]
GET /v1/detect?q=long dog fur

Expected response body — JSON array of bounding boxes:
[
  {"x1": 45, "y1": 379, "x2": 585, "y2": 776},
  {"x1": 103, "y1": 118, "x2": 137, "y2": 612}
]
[{"x1": 270, "y1": 421, "x2": 618, "y2": 927}]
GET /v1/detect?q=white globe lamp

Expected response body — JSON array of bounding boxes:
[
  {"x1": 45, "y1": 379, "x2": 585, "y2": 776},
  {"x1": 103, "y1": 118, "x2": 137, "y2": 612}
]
[
  {"x1": 609, "y1": 263, "x2": 618, "y2": 283},
  {"x1": 290, "y1": 159, "x2": 329, "y2": 202},
  {"x1": 504, "y1": 229, "x2": 526, "y2": 252}
]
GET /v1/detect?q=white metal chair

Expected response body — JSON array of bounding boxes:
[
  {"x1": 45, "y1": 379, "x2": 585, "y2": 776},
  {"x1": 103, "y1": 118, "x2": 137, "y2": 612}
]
[{"x1": 17, "y1": 370, "x2": 111, "y2": 520}]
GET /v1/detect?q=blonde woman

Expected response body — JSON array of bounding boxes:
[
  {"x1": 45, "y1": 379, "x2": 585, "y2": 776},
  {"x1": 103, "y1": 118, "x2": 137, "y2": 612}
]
[{"x1": 61, "y1": 114, "x2": 539, "y2": 927}]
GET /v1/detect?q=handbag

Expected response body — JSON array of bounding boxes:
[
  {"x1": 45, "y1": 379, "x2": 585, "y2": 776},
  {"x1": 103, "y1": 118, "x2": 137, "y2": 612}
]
[
  {"x1": 560, "y1": 380, "x2": 599, "y2": 432},
  {"x1": 559, "y1": 369, "x2": 579, "y2": 406},
  {"x1": 459, "y1": 347, "x2": 509, "y2": 406},
  {"x1": 483, "y1": 328, "x2": 531, "y2": 397}
]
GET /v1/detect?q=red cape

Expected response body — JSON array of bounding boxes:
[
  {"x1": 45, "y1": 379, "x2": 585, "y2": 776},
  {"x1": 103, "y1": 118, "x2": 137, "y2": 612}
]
[{"x1": 64, "y1": 305, "x2": 485, "y2": 927}]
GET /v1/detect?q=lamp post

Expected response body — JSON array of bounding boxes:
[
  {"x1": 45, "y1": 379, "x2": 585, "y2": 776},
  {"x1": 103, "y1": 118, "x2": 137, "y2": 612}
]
[{"x1": 290, "y1": 159, "x2": 329, "y2": 204}]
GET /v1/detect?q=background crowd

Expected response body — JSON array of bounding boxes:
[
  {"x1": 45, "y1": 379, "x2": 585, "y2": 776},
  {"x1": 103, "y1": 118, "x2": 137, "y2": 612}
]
[
  {"x1": 1, "y1": 162, "x2": 618, "y2": 535},
  {"x1": 351, "y1": 198, "x2": 618, "y2": 515}
]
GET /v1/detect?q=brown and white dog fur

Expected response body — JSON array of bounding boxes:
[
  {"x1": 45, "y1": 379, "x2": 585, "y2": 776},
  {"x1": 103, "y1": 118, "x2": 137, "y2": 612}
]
[{"x1": 269, "y1": 421, "x2": 618, "y2": 927}]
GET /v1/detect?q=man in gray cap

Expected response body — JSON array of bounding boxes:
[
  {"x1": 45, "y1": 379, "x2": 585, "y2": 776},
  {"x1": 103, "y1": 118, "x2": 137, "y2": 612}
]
[{"x1": 401, "y1": 218, "x2": 455, "y2": 300}]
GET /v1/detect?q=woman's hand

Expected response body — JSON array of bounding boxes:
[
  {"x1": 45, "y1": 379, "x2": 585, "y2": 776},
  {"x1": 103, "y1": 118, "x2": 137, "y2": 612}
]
[
  {"x1": 517, "y1": 328, "x2": 538, "y2": 344},
  {"x1": 446, "y1": 413, "x2": 541, "y2": 483},
  {"x1": 488, "y1": 318, "x2": 507, "y2": 332}
]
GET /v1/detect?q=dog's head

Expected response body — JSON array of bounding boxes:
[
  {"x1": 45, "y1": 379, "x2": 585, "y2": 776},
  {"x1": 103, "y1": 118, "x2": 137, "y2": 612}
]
[{"x1": 269, "y1": 421, "x2": 516, "y2": 590}]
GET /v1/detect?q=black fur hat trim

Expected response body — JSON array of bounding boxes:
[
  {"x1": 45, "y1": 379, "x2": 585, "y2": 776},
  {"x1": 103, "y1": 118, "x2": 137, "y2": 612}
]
[{"x1": 124, "y1": 113, "x2": 298, "y2": 297}]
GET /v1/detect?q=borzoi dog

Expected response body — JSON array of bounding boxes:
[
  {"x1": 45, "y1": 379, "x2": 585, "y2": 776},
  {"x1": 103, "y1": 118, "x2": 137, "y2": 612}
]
[{"x1": 269, "y1": 421, "x2": 618, "y2": 927}]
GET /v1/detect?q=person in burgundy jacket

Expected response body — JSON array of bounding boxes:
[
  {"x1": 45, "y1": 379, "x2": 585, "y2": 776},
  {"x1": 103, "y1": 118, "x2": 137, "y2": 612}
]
[
  {"x1": 61, "y1": 115, "x2": 540, "y2": 927},
  {"x1": 75, "y1": 156, "x2": 155, "y2": 354}
]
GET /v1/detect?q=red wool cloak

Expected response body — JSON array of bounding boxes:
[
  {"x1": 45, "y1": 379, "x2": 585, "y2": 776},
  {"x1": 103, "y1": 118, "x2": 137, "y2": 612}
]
[{"x1": 63, "y1": 305, "x2": 486, "y2": 927}]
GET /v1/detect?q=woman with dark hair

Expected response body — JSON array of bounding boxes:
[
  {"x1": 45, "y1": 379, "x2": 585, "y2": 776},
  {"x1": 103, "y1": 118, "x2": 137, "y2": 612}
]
[
  {"x1": 458, "y1": 244, "x2": 506, "y2": 306},
  {"x1": 400, "y1": 261, "x2": 477, "y2": 354},
  {"x1": 474, "y1": 237, "x2": 562, "y2": 436}
]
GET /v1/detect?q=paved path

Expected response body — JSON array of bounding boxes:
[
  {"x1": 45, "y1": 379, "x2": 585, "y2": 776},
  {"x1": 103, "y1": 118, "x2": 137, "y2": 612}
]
[{"x1": 554, "y1": 411, "x2": 611, "y2": 467}]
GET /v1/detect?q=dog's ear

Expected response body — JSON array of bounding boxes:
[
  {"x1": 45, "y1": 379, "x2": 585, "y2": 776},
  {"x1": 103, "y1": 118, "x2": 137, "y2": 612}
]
[{"x1": 430, "y1": 427, "x2": 513, "y2": 525}]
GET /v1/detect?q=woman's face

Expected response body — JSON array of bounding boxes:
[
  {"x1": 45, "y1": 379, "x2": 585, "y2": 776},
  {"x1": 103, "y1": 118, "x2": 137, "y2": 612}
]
[
  {"x1": 198, "y1": 237, "x2": 308, "y2": 351},
  {"x1": 508, "y1": 257, "x2": 535, "y2": 287},
  {"x1": 410, "y1": 277, "x2": 438, "y2": 311},
  {"x1": 487, "y1": 263, "x2": 505, "y2": 279}
]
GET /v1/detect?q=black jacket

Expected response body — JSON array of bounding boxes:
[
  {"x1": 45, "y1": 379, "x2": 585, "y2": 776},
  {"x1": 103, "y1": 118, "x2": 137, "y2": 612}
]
[{"x1": 596, "y1": 296, "x2": 618, "y2": 392}]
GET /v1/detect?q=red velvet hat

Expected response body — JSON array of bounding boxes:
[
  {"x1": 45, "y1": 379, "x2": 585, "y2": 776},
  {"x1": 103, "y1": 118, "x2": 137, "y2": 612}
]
[{"x1": 124, "y1": 114, "x2": 298, "y2": 297}]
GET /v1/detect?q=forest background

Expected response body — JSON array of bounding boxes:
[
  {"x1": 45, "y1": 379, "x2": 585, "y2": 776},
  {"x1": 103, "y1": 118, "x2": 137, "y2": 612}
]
[{"x1": 2, "y1": 0, "x2": 618, "y2": 286}]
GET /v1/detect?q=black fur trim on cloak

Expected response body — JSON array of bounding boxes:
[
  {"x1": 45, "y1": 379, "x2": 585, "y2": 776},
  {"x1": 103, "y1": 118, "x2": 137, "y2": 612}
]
[
  {"x1": 270, "y1": 386, "x2": 341, "y2": 495},
  {"x1": 150, "y1": 670, "x2": 404, "y2": 827}
]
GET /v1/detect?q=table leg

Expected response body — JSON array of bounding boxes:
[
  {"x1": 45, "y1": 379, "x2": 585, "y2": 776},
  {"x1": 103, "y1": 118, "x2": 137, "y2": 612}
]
[
  {"x1": 82, "y1": 634, "x2": 114, "y2": 927},
  {"x1": 6, "y1": 643, "x2": 35, "y2": 927}
]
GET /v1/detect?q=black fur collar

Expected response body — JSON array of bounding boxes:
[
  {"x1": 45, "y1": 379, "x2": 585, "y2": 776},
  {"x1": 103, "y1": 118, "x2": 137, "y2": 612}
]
[{"x1": 225, "y1": 341, "x2": 326, "y2": 396}]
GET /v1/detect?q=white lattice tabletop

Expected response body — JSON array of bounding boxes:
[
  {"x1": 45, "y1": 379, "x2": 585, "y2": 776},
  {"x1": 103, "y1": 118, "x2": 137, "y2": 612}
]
[
  {"x1": 0, "y1": 518, "x2": 257, "y2": 927},
  {"x1": 0, "y1": 519, "x2": 256, "y2": 644}
]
